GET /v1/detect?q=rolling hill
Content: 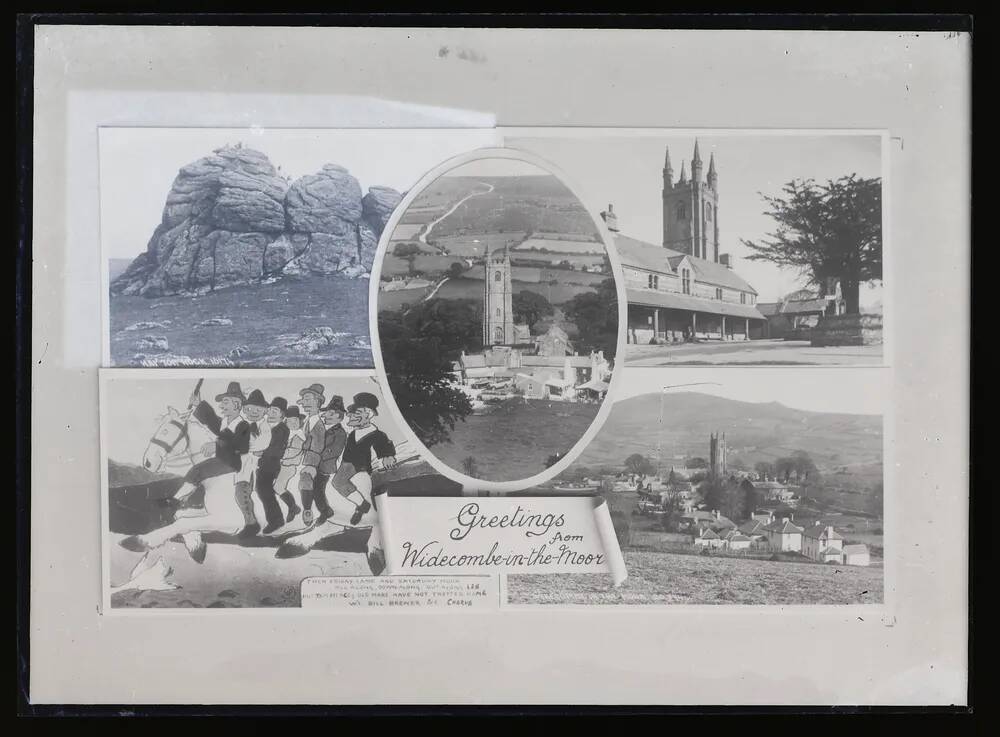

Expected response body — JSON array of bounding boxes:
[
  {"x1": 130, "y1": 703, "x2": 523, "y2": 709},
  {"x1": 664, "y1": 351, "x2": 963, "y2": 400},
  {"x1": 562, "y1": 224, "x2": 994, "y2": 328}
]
[{"x1": 570, "y1": 392, "x2": 883, "y2": 503}]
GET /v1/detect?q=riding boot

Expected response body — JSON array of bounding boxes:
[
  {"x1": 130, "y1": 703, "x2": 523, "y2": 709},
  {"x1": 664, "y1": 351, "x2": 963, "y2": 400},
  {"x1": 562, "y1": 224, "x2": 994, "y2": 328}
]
[
  {"x1": 234, "y1": 482, "x2": 260, "y2": 538},
  {"x1": 280, "y1": 492, "x2": 301, "y2": 523}
]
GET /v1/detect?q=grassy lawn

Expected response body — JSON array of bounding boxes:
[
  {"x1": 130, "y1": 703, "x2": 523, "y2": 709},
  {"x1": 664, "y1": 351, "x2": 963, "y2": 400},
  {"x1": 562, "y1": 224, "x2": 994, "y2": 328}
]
[{"x1": 507, "y1": 549, "x2": 883, "y2": 606}]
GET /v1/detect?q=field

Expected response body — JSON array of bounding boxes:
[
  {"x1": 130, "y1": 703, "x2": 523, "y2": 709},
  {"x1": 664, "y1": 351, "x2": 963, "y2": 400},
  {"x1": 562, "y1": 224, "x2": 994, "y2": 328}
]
[
  {"x1": 380, "y1": 253, "x2": 462, "y2": 277},
  {"x1": 429, "y1": 398, "x2": 601, "y2": 482},
  {"x1": 109, "y1": 273, "x2": 373, "y2": 367},
  {"x1": 378, "y1": 285, "x2": 432, "y2": 311},
  {"x1": 433, "y1": 276, "x2": 594, "y2": 305},
  {"x1": 514, "y1": 237, "x2": 604, "y2": 254},
  {"x1": 387, "y1": 223, "x2": 424, "y2": 240},
  {"x1": 506, "y1": 550, "x2": 884, "y2": 605},
  {"x1": 428, "y1": 232, "x2": 527, "y2": 258}
]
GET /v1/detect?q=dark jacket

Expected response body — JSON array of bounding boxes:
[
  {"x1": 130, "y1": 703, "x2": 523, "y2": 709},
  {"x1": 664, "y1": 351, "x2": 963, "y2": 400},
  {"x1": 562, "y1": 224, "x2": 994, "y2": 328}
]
[
  {"x1": 193, "y1": 400, "x2": 251, "y2": 471},
  {"x1": 258, "y1": 421, "x2": 289, "y2": 475},
  {"x1": 342, "y1": 428, "x2": 396, "y2": 474},
  {"x1": 317, "y1": 424, "x2": 348, "y2": 476}
]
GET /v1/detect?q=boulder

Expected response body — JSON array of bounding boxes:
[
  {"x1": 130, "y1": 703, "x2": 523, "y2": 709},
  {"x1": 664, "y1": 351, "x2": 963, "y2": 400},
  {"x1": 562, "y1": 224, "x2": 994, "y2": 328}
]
[
  {"x1": 109, "y1": 145, "x2": 403, "y2": 297},
  {"x1": 286, "y1": 165, "x2": 363, "y2": 233},
  {"x1": 280, "y1": 326, "x2": 349, "y2": 353},
  {"x1": 362, "y1": 185, "x2": 403, "y2": 233},
  {"x1": 135, "y1": 335, "x2": 169, "y2": 353}
]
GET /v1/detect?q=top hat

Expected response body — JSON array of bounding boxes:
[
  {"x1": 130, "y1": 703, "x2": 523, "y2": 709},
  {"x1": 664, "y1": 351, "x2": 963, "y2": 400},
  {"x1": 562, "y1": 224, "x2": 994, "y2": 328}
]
[
  {"x1": 245, "y1": 389, "x2": 268, "y2": 407},
  {"x1": 284, "y1": 406, "x2": 303, "y2": 420},
  {"x1": 214, "y1": 382, "x2": 246, "y2": 403},
  {"x1": 269, "y1": 396, "x2": 288, "y2": 413},
  {"x1": 299, "y1": 383, "x2": 326, "y2": 401},
  {"x1": 348, "y1": 392, "x2": 380, "y2": 416},
  {"x1": 321, "y1": 395, "x2": 346, "y2": 414}
]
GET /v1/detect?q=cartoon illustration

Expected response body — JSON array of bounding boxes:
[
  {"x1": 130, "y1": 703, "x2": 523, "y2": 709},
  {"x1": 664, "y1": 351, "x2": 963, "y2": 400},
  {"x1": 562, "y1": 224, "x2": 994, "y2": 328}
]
[{"x1": 107, "y1": 376, "x2": 438, "y2": 608}]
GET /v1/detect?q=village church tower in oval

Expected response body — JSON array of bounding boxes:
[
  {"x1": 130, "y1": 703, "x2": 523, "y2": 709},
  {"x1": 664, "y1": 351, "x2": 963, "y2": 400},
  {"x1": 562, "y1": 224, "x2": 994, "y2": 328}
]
[{"x1": 483, "y1": 244, "x2": 515, "y2": 346}]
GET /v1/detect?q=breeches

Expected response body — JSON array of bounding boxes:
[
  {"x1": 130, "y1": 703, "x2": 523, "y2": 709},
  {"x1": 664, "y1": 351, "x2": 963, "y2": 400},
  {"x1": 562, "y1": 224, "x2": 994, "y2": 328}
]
[
  {"x1": 331, "y1": 463, "x2": 372, "y2": 499},
  {"x1": 184, "y1": 457, "x2": 237, "y2": 485}
]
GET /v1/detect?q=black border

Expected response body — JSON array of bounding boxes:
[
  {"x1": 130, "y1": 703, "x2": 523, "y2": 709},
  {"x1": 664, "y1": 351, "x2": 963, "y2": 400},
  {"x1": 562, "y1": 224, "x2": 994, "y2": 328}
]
[{"x1": 15, "y1": 11, "x2": 976, "y2": 718}]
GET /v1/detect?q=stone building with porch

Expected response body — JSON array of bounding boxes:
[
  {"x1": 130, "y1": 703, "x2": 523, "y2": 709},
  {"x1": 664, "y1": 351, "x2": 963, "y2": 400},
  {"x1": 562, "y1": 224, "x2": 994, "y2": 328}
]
[{"x1": 600, "y1": 141, "x2": 766, "y2": 345}]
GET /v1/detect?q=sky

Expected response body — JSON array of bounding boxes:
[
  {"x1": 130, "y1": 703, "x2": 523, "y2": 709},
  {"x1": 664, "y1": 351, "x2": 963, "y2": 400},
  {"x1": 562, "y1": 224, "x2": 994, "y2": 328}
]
[
  {"x1": 100, "y1": 128, "x2": 883, "y2": 304},
  {"x1": 611, "y1": 366, "x2": 888, "y2": 416},
  {"x1": 99, "y1": 127, "x2": 500, "y2": 260},
  {"x1": 509, "y1": 133, "x2": 884, "y2": 304},
  {"x1": 103, "y1": 374, "x2": 411, "y2": 465}
]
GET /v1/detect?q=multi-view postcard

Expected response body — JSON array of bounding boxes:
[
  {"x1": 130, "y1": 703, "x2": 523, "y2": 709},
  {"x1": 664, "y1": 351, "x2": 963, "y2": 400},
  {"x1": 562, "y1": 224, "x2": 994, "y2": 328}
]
[{"x1": 98, "y1": 127, "x2": 889, "y2": 612}]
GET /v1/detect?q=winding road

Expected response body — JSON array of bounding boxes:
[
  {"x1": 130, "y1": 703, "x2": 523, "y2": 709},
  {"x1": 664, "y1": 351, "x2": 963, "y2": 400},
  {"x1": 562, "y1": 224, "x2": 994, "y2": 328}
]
[{"x1": 419, "y1": 181, "x2": 495, "y2": 253}]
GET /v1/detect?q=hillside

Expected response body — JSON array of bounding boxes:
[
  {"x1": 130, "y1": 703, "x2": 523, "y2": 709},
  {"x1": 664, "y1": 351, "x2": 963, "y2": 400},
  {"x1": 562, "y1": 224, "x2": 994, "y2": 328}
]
[
  {"x1": 108, "y1": 459, "x2": 180, "y2": 488},
  {"x1": 567, "y1": 392, "x2": 883, "y2": 505},
  {"x1": 409, "y1": 175, "x2": 600, "y2": 240}
]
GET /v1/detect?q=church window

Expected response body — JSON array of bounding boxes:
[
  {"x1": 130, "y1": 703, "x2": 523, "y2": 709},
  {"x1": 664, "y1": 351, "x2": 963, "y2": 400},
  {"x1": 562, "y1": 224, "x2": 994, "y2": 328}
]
[
  {"x1": 682, "y1": 269, "x2": 691, "y2": 294},
  {"x1": 740, "y1": 292, "x2": 746, "y2": 304},
  {"x1": 496, "y1": 308, "x2": 501, "y2": 317},
  {"x1": 676, "y1": 202, "x2": 687, "y2": 220},
  {"x1": 494, "y1": 327, "x2": 503, "y2": 342},
  {"x1": 494, "y1": 271, "x2": 502, "y2": 281},
  {"x1": 715, "y1": 287, "x2": 723, "y2": 300},
  {"x1": 648, "y1": 274, "x2": 659, "y2": 290},
  {"x1": 706, "y1": 203, "x2": 713, "y2": 221}
]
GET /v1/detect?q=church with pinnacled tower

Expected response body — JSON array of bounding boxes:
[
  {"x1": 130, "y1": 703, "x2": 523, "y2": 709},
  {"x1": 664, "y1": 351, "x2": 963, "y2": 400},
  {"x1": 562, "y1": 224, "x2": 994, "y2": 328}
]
[{"x1": 601, "y1": 140, "x2": 767, "y2": 345}]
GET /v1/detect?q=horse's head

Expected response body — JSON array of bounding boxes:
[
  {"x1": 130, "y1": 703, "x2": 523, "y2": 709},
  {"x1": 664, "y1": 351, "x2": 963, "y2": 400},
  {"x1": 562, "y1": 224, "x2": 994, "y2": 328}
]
[{"x1": 142, "y1": 406, "x2": 189, "y2": 473}]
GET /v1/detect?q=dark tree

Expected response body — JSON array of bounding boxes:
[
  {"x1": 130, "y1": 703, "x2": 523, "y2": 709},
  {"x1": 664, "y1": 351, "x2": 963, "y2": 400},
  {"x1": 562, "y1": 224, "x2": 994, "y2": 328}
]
[
  {"x1": 392, "y1": 242, "x2": 423, "y2": 275},
  {"x1": 624, "y1": 453, "x2": 656, "y2": 476},
  {"x1": 774, "y1": 451, "x2": 819, "y2": 484},
  {"x1": 377, "y1": 303, "x2": 476, "y2": 448},
  {"x1": 754, "y1": 461, "x2": 775, "y2": 480},
  {"x1": 448, "y1": 262, "x2": 466, "y2": 279},
  {"x1": 562, "y1": 278, "x2": 619, "y2": 358},
  {"x1": 512, "y1": 290, "x2": 554, "y2": 331},
  {"x1": 544, "y1": 453, "x2": 564, "y2": 469},
  {"x1": 742, "y1": 175, "x2": 882, "y2": 314},
  {"x1": 740, "y1": 478, "x2": 760, "y2": 519}
]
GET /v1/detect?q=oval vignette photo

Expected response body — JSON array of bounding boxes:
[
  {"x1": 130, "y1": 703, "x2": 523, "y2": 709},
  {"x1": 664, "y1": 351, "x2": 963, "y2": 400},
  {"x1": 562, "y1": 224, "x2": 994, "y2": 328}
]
[{"x1": 373, "y1": 152, "x2": 622, "y2": 485}]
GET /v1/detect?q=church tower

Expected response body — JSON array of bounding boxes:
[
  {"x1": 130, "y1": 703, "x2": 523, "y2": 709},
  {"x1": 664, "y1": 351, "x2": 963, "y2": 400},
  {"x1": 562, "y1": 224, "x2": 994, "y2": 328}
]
[
  {"x1": 662, "y1": 140, "x2": 721, "y2": 262},
  {"x1": 483, "y1": 244, "x2": 515, "y2": 346},
  {"x1": 709, "y1": 431, "x2": 728, "y2": 480}
]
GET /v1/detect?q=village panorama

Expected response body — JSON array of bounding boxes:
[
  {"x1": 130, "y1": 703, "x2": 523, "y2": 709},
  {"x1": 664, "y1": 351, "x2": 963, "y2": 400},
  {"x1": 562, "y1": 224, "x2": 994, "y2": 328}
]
[{"x1": 508, "y1": 386, "x2": 884, "y2": 606}]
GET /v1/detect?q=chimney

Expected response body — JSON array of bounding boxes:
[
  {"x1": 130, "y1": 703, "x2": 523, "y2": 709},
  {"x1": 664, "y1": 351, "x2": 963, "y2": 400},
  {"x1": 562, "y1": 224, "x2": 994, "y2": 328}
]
[
  {"x1": 719, "y1": 253, "x2": 732, "y2": 269},
  {"x1": 714, "y1": 509, "x2": 721, "y2": 520},
  {"x1": 600, "y1": 204, "x2": 619, "y2": 233},
  {"x1": 826, "y1": 525, "x2": 835, "y2": 539}
]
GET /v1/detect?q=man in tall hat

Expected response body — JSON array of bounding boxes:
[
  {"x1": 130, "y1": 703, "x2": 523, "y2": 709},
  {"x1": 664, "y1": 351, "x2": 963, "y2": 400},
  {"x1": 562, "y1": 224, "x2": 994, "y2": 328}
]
[
  {"x1": 300, "y1": 395, "x2": 348, "y2": 526},
  {"x1": 331, "y1": 392, "x2": 397, "y2": 525},
  {"x1": 171, "y1": 381, "x2": 251, "y2": 507},
  {"x1": 295, "y1": 384, "x2": 343, "y2": 526},
  {"x1": 276, "y1": 405, "x2": 305, "y2": 524},
  {"x1": 254, "y1": 395, "x2": 294, "y2": 535},
  {"x1": 233, "y1": 388, "x2": 271, "y2": 537}
]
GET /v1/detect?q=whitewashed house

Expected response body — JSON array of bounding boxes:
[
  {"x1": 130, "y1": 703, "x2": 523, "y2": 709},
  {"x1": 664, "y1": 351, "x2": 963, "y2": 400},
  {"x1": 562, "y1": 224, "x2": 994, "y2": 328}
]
[
  {"x1": 802, "y1": 524, "x2": 845, "y2": 563},
  {"x1": 722, "y1": 530, "x2": 753, "y2": 551},
  {"x1": 694, "y1": 527, "x2": 725, "y2": 548},
  {"x1": 764, "y1": 517, "x2": 804, "y2": 552},
  {"x1": 843, "y1": 544, "x2": 871, "y2": 567}
]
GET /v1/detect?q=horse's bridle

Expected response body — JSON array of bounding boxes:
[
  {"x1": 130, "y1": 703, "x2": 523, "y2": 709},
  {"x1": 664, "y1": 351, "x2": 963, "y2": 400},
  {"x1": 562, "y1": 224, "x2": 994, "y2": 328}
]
[{"x1": 152, "y1": 412, "x2": 198, "y2": 470}]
